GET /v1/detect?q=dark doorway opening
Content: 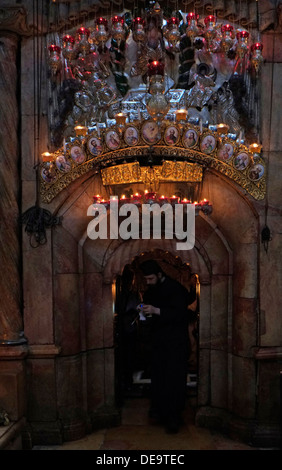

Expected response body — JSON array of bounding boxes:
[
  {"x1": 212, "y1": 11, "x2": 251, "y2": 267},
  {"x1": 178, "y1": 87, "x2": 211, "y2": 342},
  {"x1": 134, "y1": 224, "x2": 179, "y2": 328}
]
[{"x1": 114, "y1": 252, "x2": 199, "y2": 407}]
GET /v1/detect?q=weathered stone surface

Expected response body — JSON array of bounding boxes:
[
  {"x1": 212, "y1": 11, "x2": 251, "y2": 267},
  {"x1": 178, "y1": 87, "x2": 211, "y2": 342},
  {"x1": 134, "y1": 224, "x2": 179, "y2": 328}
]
[{"x1": 53, "y1": 273, "x2": 81, "y2": 355}]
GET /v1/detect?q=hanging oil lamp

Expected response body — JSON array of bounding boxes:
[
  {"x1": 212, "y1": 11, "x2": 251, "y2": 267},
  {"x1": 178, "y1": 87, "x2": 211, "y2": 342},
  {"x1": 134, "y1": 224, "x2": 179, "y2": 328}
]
[
  {"x1": 48, "y1": 44, "x2": 62, "y2": 76},
  {"x1": 251, "y1": 42, "x2": 264, "y2": 73},
  {"x1": 146, "y1": 61, "x2": 170, "y2": 122},
  {"x1": 220, "y1": 24, "x2": 234, "y2": 54},
  {"x1": 62, "y1": 35, "x2": 75, "y2": 61},
  {"x1": 132, "y1": 17, "x2": 146, "y2": 48},
  {"x1": 163, "y1": 17, "x2": 180, "y2": 50},
  {"x1": 111, "y1": 15, "x2": 125, "y2": 51},
  {"x1": 236, "y1": 31, "x2": 249, "y2": 58},
  {"x1": 93, "y1": 17, "x2": 109, "y2": 50},
  {"x1": 76, "y1": 27, "x2": 91, "y2": 56},
  {"x1": 186, "y1": 13, "x2": 199, "y2": 41},
  {"x1": 204, "y1": 15, "x2": 217, "y2": 51}
]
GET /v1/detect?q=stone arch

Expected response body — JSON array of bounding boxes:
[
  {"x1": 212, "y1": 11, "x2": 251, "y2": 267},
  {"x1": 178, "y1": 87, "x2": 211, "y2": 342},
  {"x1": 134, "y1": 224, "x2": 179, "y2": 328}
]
[{"x1": 47, "y1": 166, "x2": 259, "y2": 438}]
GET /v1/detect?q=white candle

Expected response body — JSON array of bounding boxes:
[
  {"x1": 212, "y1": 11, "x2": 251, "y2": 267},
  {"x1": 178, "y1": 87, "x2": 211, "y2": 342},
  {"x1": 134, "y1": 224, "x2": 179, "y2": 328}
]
[{"x1": 200, "y1": 119, "x2": 203, "y2": 133}]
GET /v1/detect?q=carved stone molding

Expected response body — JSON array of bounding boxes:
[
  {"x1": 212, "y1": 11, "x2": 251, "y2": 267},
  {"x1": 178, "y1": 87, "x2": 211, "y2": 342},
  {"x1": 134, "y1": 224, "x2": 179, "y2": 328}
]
[{"x1": 0, "y1": 6, "x2": 32, "y2": 36}]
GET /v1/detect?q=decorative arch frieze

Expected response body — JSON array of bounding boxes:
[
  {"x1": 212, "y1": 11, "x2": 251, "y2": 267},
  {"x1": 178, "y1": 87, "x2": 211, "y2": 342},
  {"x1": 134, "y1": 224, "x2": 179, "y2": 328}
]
[{"x1": 39, "y1": 119, "x2": 266, "y2": 203}]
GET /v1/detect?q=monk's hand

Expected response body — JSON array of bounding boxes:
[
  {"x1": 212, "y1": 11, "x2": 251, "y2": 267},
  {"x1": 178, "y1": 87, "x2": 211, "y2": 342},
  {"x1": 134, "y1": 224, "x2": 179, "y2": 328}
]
[{"x1": 142, "y1": 304, "x2": 160, "y2": 315}]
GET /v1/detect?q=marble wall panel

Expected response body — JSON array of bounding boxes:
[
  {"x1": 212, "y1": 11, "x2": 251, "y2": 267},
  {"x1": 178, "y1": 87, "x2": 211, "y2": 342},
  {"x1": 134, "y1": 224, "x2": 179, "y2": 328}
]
[
  {"x1": 56, "y1": 355, "x2": 85, "y2": 422},
  {"x1": 233, "y1": 243, "x2": 258, "y2": 299},
  {"x1": 62, "y1": 192, "x2": 93, "y2": 243},
  {"x1": 26, "y1": 359, "x2": 57, "y2": 421},
  {"x1": 265, "y1": 156, "x2": 282, "y2": 208},
  {"x1": 232, "y1": 298, "x2": 257, "y2": 356},
  {"x1": 198, "y1": 284, "x2": 211, "y2": 348},
  {"x1": 53, "y1": 273, "x2": 81, "y2": 355},
  {"x1": 201, "y1": 173, "x2": 257, "y2": 249},
  {"x1": 0, "y1": 370, "x2": 25, "y2": 421},
  {"x1": 268, "y1": 64, "x2": 282, "y2": 152},
  {"x1": 21, "y1": 180, "x2": 37, "y2": 213},
  {"x1": 104, "y1": 348, "x2": 115, "y2": 407},
  {"x1": 83, "y1": 273, "x2": 104, "y2": 350},
  {"x1": 257, "y1": 361, "x2": 281, "y2": 423},
  {"x1": 231, "y1": 355, "x2": 256, "y2": 419},
  {"x1": 102, "y1": 284, "x2": 115, "y2": 349},
  {"x1": 200, "y1": 230, "x2": 230, "y2": 275},
  {"x1": 23, "y1": 239, "x2": 53, "y2": 344},
  {"x1": 87, "y1": 349, "x2": 106, "y2": 412},
  {"x1": 210, "y1": 349, "x2": 228, "y2": 409},
  {"x1": 195, "y1": 215, "x2": 217, "y2": 248},
  {"x1": 260, "y1": 231, "x2": 282, "y2": 346},
  {"x1": 197, "y1": 349, "x2": 210, "y2": 406},
  {"x1": 210, "y1": 276, "x2": 230, "y2": 350},
  {"x1": 21, "y1": 115, "x2": 40, "y2": 182},
  {"x1": 53, "y1": 226, "x2": 79, "y2": 274}
]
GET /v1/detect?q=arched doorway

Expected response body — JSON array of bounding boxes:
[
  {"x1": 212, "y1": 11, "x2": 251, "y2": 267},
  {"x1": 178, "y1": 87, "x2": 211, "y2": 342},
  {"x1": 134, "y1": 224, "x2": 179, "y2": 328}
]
[{"x1": 113, "y1": 249, "x2": 200, "y2": 407}]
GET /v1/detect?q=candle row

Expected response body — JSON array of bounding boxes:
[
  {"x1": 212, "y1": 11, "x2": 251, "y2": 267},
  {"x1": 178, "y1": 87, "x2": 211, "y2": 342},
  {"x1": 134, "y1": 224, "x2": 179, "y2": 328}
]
[{"x1": 93, "y1": 193, "x2": 211, "y2": 206}]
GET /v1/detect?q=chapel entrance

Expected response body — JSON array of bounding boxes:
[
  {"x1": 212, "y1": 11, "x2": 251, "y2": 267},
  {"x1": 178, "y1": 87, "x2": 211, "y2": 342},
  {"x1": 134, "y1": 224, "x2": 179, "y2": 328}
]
[{"x1": 113, "y1": 250, "x2": 200, "y2": 407}]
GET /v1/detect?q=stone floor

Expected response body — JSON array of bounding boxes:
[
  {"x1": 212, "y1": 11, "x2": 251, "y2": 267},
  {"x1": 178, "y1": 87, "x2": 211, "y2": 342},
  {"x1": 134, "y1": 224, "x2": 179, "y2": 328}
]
[{"x1": 32, "y1": 394, "x2": 267, "y2": 451}]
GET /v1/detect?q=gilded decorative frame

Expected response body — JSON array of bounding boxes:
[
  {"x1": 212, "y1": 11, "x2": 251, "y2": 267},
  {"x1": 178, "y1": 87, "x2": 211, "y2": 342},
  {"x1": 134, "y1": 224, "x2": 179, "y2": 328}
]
[
  {"x1": 164, "y1": 124, "x2": 180, "y2": 146},
  {"x1": 216, "y1": 139, "x2": 235, "y2": 162},
  {"x1": 105, "y1": 129, "x2": 121, "y2": 150},
  {"x1": 68, "y1": 141, "x2": 87, "y2": 164},
  {"x1": 86, "y1": 134, "x2": 104, "y2": 157},
  {"x1": 55, "y1": 153, "x2": 72, "y2": 173},
  {"x1": 200, "y1": 132, "x2": 217, "y2": 155},
  {"x1": 124, "y1": 124, "x2": 140, "y2": 147},
  {"x1": 141, "y1": 120, "x2": 161, "y2": 145},
  {"x1": 182, "y1": 127, "x2": 199, "y2": 149},
  {"x1": 233, "y1": 151, "x2": 251, "y2": 171}
]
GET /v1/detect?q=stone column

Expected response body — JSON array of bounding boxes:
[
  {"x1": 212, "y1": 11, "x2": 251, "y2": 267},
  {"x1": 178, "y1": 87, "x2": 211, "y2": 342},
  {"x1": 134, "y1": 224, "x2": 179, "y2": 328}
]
[{"x1": 0, "y1": 32, "x2": 26, "y2": 345}]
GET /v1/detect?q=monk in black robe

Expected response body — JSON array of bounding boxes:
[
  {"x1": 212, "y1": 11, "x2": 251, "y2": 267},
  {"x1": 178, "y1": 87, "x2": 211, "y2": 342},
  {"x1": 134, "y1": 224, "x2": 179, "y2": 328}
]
[{"x1": 139, "y1": 260, "x2": 190, "y2": 433}]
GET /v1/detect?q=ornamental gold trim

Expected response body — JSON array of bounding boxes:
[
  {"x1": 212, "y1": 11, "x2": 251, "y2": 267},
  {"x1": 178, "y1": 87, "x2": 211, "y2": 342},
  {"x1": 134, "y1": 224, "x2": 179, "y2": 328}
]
[
  {"x1": 101, "y1": 161, "x2": 203, "y2": 186},
  {"x1": 39, "y1": 120, "x2": 266, "y2": 203}
]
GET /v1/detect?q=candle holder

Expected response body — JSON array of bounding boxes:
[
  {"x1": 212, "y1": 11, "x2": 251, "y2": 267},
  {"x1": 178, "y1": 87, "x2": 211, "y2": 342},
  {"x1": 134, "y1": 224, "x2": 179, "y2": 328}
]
[
  {"x1": 115, "y1": 113, "x2": 127, "y2": 133},
  {"x1": 74, "y1": 125, "x2": 88, "y2": 139},
  {"x1": 41, "y1": 152, "x2": 54, "y2": 162},
  {"x1": 216, "y1": 123, "x2": 229, "y2": 135},
  {"x1": 175, "y1": 109, "x2": 188, "y2": 127}
]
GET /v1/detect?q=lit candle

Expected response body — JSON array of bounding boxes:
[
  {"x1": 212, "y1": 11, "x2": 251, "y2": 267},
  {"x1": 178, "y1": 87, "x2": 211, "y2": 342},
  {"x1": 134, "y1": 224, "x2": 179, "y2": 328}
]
[
  {"x1": 41, "y1": 152, "x2": 53, "y2": 162},
  {"x1": 176, "y1": 109, "x2": 188, "y2": 122},
  {"x1": 181, "y1": 198, "x2": 192, "y2": 204},
  {"x1": 74, "y1": 125, "x2": 88, "y2": 137},
  {"x1": 147, "y1": 60, "x2": 165, "y2": 76},
  {"x1": 170, "y1": 195, "x2": 180, "y2": 205},
  {"x1": 131, "y1": 193, "x2": 142, "y2": 204},
  {"x1": 217, "y1": 123, "x2": 229, "y2": 135},
  {"x1": 115, "y1": 113, "x2": 126, "y2": 126},
  {"x1": 159, "y1": 195, "x2": 169, "y2": 205},
  {"x1": 120, "y1": 194, "x2": 130, "y2": 203},
  {"x1": 200, "y1": 198, "x2": 210, "y2": 206},
  {"x1": 145, "y1": 191, "x2": 157, "y2": 203},
  {"x1": 93, "y1": 194, "x2": 101, "y2": 203}
]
